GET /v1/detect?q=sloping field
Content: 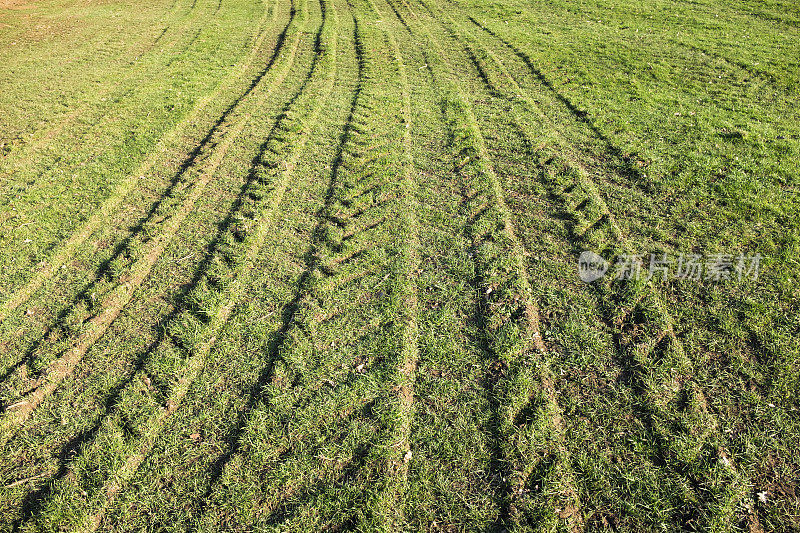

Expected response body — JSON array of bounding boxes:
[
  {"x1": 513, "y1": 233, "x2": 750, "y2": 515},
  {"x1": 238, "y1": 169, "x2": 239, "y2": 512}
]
[{"x1": 0, "y1": 0, "x2": 799, "y2": 529}]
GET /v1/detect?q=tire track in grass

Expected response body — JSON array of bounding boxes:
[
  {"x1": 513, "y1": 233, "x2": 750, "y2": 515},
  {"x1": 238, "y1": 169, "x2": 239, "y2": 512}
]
[
  {"x1": 359, "y1": 0, "x2": 419, "y2": 521},
  {"x1": 195, "y1": 7, "x2": 422, "y2": 528},
  {"x1": 258, "y1": 12, "x2": 419, "y2": 526},
  {"x1": 0, "y1": 0, "x2": 308, "y2": 448},
  {"x1": 83, "y1": 18, "x2": 361, "y2": 527},
  {"x1": 442, "y1": 8, "x2": 756, "y2": 530},
  {"x1": 0, "y1": 0, "x2": 215, "y2": 185},
  {"x1": 0, "y1": 0, "x2": 282, "y2": 325},
  {"x1": 382, "y1": 8, "x2": 508, "y2": 524},
  {"x1": 0, "y1": 0, "x2": 187, "y2": 170},
  {"x1": 179, "y1": 14, "x2": 363, "y2": 526},
  {"x1": 65, "y1": 0, "x2": 338, "y2": 528},
  {"x1": 0, "y1": 4, "x2": 286, "y2": 348},
  {"x1": 0, "y1": 116, "x2": 250, "y2": 445},
  {"x1": 0, "y1": 0, "x2": 286, "y2": 377},
  {"x1": 378, "y1": 2, "x2": 508, "y2": 531},
  {"x1": 0, "y1": 0, "x2": 300, "y2": 359},
  {"x1": 153, "y1": 0, "x2": 187, "y2": 45},
  {"x1": 529, "y1": 133, "x2": 754, "y2": 531},
  {"x1": 2, "y1": 36, "x2": 314, "y2": 522},
  {"x1": 0, "y1": 3, "x2": 213, "y2": 192},
  {"x1": 462, "y1": 16, "x2": 663, "y2": 199},
  {"x1": 461, "y1": 13, "x2": 756, "y2": 531},
  {"x1": 166, "y1": 0, "x2": 183, "y2": 16},
  {"x1": 0, "y1": 0, "x2": 280, "y2": 386},
  {"x1": 384, "y1": 1, "x2": 582, "y2": 529}
]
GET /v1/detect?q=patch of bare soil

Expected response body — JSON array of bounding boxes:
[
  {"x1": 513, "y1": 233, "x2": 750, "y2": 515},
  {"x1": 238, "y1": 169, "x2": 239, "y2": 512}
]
[{"x1": 0, "y1": 0, "x2": 35, "y2": 9}]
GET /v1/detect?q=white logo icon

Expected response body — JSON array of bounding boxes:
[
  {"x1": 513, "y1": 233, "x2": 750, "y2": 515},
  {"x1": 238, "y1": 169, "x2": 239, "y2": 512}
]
[{"x1": 578, "y1": 251, "x2": 608, "y2": 283}]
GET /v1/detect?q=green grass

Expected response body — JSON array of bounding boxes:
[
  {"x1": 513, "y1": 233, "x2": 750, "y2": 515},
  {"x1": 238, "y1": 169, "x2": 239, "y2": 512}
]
[{"x1": 0, "y1": 0, "x2": 798, "y2": 530}]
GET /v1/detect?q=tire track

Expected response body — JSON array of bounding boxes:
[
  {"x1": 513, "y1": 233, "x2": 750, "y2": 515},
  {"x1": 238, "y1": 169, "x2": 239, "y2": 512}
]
[
  {"x1": 69, "y1": 0, "x2": 338, "y2": 528},
  {"x1": 180, "y1": 15, "x2": 364, "y2": 526},
  {"x1": 77, "y1": 15, "x2": 362, "y2": 528},
  {"x1": 0, "y1": 2, "x2": 285, "y2": 387},
  {"x1": 384, "y1": 0, "x2": 583, "y2": 528},
  {"x1": 0, "y1": 0, "x2": 298, "y2": 368},
  {"x1": 3, "y1": 44, "x2": 313, "y2": 525},
  {"x1": 437, "y1": 5, "x2": 756, "y2": 529},
  {"x1": 194, "y1": 7, "x2": 421, "y2": 527},
  {"x1": 0, "y1": 0, "x2": 308, "y2": 448},
  {"x1": 381, "y1": 9, "x2": 507, "y2": 523},
  {"x1": 0, "y1": 0, "x2": 281, "y2": 325},
  {"x1": 359, "y1": 0, "x2": 419, "y2": 522},
  {"x1": 462, "y1": 15, "x2": 666, "y2": 200}
]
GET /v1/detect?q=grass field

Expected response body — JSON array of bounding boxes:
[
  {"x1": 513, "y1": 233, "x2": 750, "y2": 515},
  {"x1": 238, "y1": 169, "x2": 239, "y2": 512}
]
[{"x1": 1, "y1": 0, "x2": 799, "y2": 529}]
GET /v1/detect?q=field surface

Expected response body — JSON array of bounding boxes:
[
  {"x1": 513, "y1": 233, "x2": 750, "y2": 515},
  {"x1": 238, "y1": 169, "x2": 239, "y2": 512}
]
[{"x1": 1, "y1": 0, "x2": 799, "y2": 530}]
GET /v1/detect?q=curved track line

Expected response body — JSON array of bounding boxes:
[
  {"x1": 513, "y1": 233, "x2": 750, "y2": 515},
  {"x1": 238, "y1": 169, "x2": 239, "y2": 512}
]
[
  {"x1": 193, "y1": 8, "x2": 420, "y2": 526},
  {"x1": 442, "y1": 7, "x2": 755, "y2": 529},
  {"x1": 0, "y1": 3, "x2": 306, "y2": 448},
  {"x1": 0, "y1": 0, "x2": 280, "y2": 325},
  {"x1": 186, "y1": 13, "x2": 364, "y2": 525},
  {"x1": 344, "y1": 0, "x2": 419, "y2": 525},
  {"x1": 366, "y1": 0, "x2": 419, "y2": 526},
  {"x1": 76, "y1": 1, "x2": 338, "y2": 528},
  {"x1": 384, "y1": 0, "x2": 583, "y2": 528}
]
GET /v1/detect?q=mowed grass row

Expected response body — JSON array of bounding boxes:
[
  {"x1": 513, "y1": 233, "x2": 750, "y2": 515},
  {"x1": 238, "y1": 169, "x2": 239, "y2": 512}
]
[{"x1": 0, "y1": 0, "x2": 798, "y2": 530}]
